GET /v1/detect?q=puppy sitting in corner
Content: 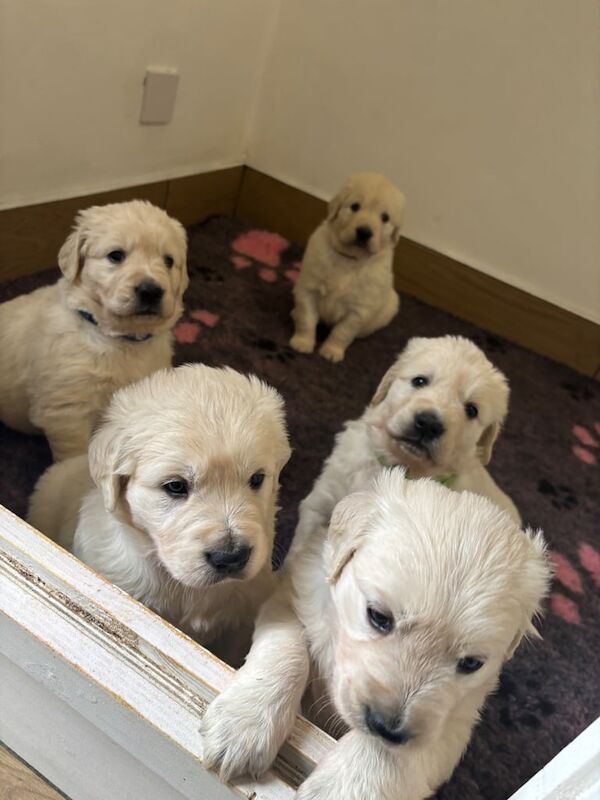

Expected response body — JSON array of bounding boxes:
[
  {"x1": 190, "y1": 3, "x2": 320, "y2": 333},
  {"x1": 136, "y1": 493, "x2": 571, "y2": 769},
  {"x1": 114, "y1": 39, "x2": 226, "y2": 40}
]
[
  {"x1": 290, "y1": 172, "x2": 406, "y2": 362},
  {"x1": 0, "y1": 200, "x2": 188, "y2": 460}
]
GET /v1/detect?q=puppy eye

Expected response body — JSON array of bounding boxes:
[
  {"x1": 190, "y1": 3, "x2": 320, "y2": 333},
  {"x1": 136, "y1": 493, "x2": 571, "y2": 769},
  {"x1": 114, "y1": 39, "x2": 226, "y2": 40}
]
[
  {"x1": 248, "y1": 471, "x2": 265, "y2": 490},
  {"x1": 464, "y1": 403, "x2": 479, "y2": 419},
  {"x1": 381, "y1": 212, "x2": 390, "y2": 223},
  {"x1": 350, "y1": 202, "x2": 361, "y2": 212},
  {"x1": 107, "y1": 249, "x2": 126, "y2": 264},
  {"x1": 457, "y1": 657, "x2": 484, "y2": 674},
  {"x1": 163, "y1": 479, "x2": 189, "y2": 498},
  {"x1": 411, "y1": 375, "x2": 429, "y2": 388},
  {"x1": 367, "y1": 605, "x2": 394, "y2": 634},
  {"x1": 164, "y1": 255, "x2": 174, "y2": 269}
]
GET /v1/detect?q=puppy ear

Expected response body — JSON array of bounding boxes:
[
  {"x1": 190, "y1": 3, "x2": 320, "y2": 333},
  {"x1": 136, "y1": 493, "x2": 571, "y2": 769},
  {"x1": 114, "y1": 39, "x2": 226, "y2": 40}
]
[
  {"x1": 505, "y1": 528, "x2": 551, "y2": 661},
  {"x1": 328, "y1": 491, "x2": 373, "y2": 583},
  {"x1": 58, "y1": 217, "x2": 86, "y2": 282},
  {"x1": 476, "y1": 423, "x2": 500, "y2": 465},
  {"x1": 390, "y1": 193, "x2": 406, "y2": 246},
  {"x1": 327, "y1": 178, "x2": 353, "y2": 222},
  {"x1": 88, "y1": 418, "x2": 131, "y2": 513}
]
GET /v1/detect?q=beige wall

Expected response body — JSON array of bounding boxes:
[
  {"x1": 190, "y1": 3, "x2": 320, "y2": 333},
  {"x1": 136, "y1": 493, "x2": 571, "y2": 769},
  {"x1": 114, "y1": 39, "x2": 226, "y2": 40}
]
[
  {"x1": 0, "y1": 0, "x2": 277, "y2": 209},
  {"x1": 248, "y1": 0, "x2": 600, "y2": 323}
]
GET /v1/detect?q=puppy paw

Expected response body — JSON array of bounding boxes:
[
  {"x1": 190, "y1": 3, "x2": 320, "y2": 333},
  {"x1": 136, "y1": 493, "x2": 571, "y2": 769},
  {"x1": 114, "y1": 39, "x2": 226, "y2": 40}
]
[
  {"x1": 290, "y1": 333, "x2": 316, "y2": 354},
  {"x1": 201, "y1": 690, "x2": 281, "y2": 781},
  {"x1": 319, "y1": 341, "x2": 345, "y2": 362}
]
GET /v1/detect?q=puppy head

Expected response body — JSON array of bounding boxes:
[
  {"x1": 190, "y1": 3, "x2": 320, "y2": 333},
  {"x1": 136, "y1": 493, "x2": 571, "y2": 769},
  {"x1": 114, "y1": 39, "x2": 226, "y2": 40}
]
[
  {"x1": 365, "y1": 336, "x2": 509, "y2": 478},
  {"x1": 327, "y1": 173, "x2": 405, "y2": 258},
  {"x1": 88, "y1": 365, "x2": 290, "y2": 588},
  {"x1": 59, "y1": 200, "x2": 188, "y2": 338},
  {"x1": 327, "y1": 471, "x2": 549, "y2": 749}
]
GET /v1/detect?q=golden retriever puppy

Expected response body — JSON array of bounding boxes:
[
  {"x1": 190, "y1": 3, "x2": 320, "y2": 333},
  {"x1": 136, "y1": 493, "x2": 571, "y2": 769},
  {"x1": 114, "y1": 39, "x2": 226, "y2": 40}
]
[
  {"x1": 0, "y1": 200, "x2": 188, "y2": 460},
  {"x1": 202, "y1": 471, "x2": 550, "y2": 799},
  {"x1": 290, "y1": 173, "x2": 406, "y2": 362},
  {"x1": 28, "y1": 365, "x2": 291, "y2": 656},
  {"x1": 366, "y1": 335, "x2": 519, "y2": 521}
]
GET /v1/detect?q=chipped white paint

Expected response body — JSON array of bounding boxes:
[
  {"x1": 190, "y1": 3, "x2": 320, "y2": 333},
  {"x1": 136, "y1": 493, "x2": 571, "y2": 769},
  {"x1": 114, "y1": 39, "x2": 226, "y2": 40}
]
[{"x1": 0, "y1": 504, "x2": 332, "y2": 799}]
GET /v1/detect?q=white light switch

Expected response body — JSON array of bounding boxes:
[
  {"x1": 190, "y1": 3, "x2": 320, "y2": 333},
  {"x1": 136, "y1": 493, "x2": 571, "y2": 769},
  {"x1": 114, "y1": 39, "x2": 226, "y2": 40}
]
[{"x1": 140, "y1": 68, "x2": 179, "y2": 125}]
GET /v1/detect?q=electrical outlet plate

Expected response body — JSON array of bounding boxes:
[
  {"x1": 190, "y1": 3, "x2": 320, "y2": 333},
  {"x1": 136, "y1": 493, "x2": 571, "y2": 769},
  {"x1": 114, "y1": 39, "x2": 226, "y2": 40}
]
[{"x1": 140, "y1": 68, "x2": 179, "y2": 125}]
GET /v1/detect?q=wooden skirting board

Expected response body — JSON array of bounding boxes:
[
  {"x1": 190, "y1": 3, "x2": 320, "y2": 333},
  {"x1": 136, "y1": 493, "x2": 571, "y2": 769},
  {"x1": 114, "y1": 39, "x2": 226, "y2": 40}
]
[{"x1": 1, "y1": 165, "x2": 597, "y2": 377}]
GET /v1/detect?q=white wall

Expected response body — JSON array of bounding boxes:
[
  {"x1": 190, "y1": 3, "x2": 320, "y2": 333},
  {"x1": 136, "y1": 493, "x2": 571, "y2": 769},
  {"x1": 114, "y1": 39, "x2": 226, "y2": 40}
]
[
  {"x1": 248, "y1": 0, "x2": 600, "y2": 323},
  {"x1": 0, "y1": 0, "x2": 277, "y2": 208}
]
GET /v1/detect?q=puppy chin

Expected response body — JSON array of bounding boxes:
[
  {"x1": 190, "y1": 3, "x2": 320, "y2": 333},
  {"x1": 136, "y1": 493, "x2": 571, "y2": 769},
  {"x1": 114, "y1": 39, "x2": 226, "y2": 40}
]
[{"x1": 98, "y1": 299, "x2": 181, "y2": 336}]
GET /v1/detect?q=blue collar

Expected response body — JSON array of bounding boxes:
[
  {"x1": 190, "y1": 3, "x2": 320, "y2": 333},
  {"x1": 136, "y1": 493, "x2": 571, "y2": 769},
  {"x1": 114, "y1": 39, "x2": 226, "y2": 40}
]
[
  {"x1": 375, "y1": 453, "x2": 456, "y2": 488},
  {"x1": 77, "y1": 309, "x2": 153, "y2": 343}
]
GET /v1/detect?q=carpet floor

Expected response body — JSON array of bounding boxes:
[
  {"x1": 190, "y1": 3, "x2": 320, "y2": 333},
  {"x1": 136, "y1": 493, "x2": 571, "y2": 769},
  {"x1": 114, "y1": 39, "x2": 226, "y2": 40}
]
[{"x1": 1, "y1": 216, "x2": 598, "y2": 799}]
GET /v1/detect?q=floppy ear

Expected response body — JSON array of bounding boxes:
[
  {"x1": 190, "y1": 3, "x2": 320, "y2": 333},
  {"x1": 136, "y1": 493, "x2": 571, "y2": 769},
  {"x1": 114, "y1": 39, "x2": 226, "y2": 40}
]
[
  {"x1": 328, "y1": 491, "x2": 373, "y2": 583},
  {"x1": 88, "y1": 418, "x2": 132, "y2": 514},
  {"x1": 327, "y1": 178, "x2": 354, "y2": 222},
  {"x1": 476, "y1": 423, "x2": 501, "y2": 465},
  {"x1": 504, "y1": 528, "x2": 551, "y2": 661},
  {"x1": 58, "y1": 217, "x2": 86, "y2": 282},
  {"x1": 390, "y1": 193, "x2": 407, "y2": 246},
  {"x1": 371, "y1": 361, "x2": 402, "y2": 406}
]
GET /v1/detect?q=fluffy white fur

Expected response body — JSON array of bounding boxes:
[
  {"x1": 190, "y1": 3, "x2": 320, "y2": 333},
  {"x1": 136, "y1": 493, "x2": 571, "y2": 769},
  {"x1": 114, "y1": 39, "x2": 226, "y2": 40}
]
[
  {"x1": 202, "y1": 471, "x2": 550, "y2": 799},
  {"x1": 0, "y1": 200, "x2": 188, "y2": 460},
  {"x1": 366, "y1": 334, "x2": 518, "y2": 520},
  {"x1": 28, "y1": 365, "x2": 291, "y2": 658},
  {"x1": 290, "y1": 173, "x2": 406, "y2": 362}
]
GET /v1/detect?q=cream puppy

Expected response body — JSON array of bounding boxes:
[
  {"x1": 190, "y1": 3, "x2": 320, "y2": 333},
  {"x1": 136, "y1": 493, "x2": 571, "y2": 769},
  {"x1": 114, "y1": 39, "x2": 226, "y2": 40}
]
[
  {"x1": 28, "y1": 365, "x2": 291, "y2": 653},
  {"x1": 202, "y1": 471, "x2": 549, "y2": 799},
  {"x1": 366, "y1": 335, "x2": 519, "y2": 521},
  {"x1": 0, "y1": 200, "x2": 188, "y2": 460},
  {"x1": 290, "y1": 173, "x2": 405, "y2": 362}
]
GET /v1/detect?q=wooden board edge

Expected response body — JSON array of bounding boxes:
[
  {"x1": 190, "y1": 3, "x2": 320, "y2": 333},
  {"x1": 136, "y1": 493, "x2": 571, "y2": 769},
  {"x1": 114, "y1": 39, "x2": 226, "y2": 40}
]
[{"x1": 0, "y1": 167, "x2": 243, "y2": 283}]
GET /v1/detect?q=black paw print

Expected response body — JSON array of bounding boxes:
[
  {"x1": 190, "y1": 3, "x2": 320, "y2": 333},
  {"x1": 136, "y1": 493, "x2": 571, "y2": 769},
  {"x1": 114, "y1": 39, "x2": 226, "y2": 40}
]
[
  {"x1": 496, "y1": 674, "x2": 555, "y2": 730},
  {"x1": 538, "y1": 479, "x2": 578, "y2": 510},
  {"x1": 250, "y1": 337, "x2": 296, "y2": 364},
  {"x1": 561, "y1": 380, "x2": 595, "y2": 402},
  {"x1": 484, "y1": 334, "x2": 508, "y2": 354},
  {"x1": 191, "y1": 263, "x2": 225, "y2": 284}
]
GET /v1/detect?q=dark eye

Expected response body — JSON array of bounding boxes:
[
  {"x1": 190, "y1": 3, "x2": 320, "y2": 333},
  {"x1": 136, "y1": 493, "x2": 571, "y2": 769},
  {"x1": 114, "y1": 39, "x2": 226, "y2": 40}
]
[
  {"x1": 465, "y1": 403, "x2": 479, "y2": 419},
  {"x1": 411, "y1": 375, "x2": 429, "y2": 388},
  {"x1": 163, "y1": 479, "x2": 188, "y2": 498},
  {"x1": 164, "y1": 255, "x2": 174, "y2": 269},
  {"x1": 367, "y1": 606, "x2": 394, "y2": 634},
  {"x1": 249, "y1": 471, "x2": 265, "y2": 490},
  {"x1": 457, "y1": 657, "x2": 484, "y2": 674},
  {"x1": 350, "y1": 202, "x2": 361, "y2": 212},
  {"x1": 381, "y1": 212, "x2": 390, "y2": 223},
  {"x1": 107, "y1": 249, "x2": 126, "y2": 264}
]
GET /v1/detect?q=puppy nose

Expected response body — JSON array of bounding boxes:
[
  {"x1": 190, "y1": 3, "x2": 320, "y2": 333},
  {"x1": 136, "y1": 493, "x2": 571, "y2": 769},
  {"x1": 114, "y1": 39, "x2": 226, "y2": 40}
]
[
  {"x1": 413, "y1": 411, "x2": 445, "y2": 443},
  {"x1": 365, "y1": 706, "x2": 411, "y2": 745},
  {"x1": 355, "y1": 225, "x2": 373, "y2": 243},
  {"x1": 135, "y1": 281, "x2": 164, "y2": 306},
  {"x1": 205, "y1": 544, "x2": 252, "y2": 576}
]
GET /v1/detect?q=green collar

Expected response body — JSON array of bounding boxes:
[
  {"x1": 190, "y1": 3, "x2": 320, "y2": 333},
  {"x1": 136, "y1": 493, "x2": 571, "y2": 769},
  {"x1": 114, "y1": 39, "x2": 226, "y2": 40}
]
[{"x1": 375, "y1": 453, "x2": 456, "y2": 488}]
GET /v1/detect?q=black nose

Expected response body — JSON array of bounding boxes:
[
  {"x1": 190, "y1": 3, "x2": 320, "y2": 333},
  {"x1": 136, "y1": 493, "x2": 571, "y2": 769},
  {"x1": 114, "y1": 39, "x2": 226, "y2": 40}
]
[
  {"x1": 355, "y1": 225, "x2": 373, "y2": 243},
  {"x1": 205, "y1": 544, "x2": 252, "y2": 576},
  {"x1": 135, "y1": 281, "x2": 164, "y2": 306},
  {"x1": 365, "y1": 707, "x2": 411, "y2": 745},
  {"x1": 413, "y1": 411, "x2": 445, "y2": 443}
]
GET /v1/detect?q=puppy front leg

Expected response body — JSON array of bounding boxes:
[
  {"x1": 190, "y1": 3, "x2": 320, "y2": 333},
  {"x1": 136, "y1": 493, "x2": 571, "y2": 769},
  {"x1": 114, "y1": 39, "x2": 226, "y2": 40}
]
[
  {"x1": 290, "y1": 289, "x2": 319, "y2": 353},
  {"x1": 201, "y1": 582, "x2": 310, "y2": 781},
  {"x1": 42, "y1": 416, "x2": 94, "y2": 461},
  {"x1": 319, "y1": 312, "x2": 364, "y2": 363},
  {"x1": 296, "y1": 730, "x2": 431, "y2": 800}
]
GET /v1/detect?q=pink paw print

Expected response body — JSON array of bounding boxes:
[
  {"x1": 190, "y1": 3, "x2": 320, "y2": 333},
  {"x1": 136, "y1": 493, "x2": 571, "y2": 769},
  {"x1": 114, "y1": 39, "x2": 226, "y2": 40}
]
[
  {"x1": 572, "y1": 423, "x2": 599, "y2": 465},
  {"x1": 229, "y1": 230, "x2": 299, "y2": 284},
  {"x1": 174, "y1": 308, "x2": 220, "y2": 345},
  {"x1": 549, "y1": 542, "x2": 600, "y2": 626}
]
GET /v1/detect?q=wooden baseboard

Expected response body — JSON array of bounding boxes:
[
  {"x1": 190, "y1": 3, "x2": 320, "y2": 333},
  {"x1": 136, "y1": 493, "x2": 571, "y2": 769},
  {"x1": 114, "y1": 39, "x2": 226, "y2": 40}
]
[
  {"x1": 0, "y1": 167, "x2": 243, "y2": 283},
  {"x1": 1, "y1": 164, "x2": 597, "y2": 376},
  {"x1": 235, "y1": 168, "x2": 600, "y2": 378}
]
